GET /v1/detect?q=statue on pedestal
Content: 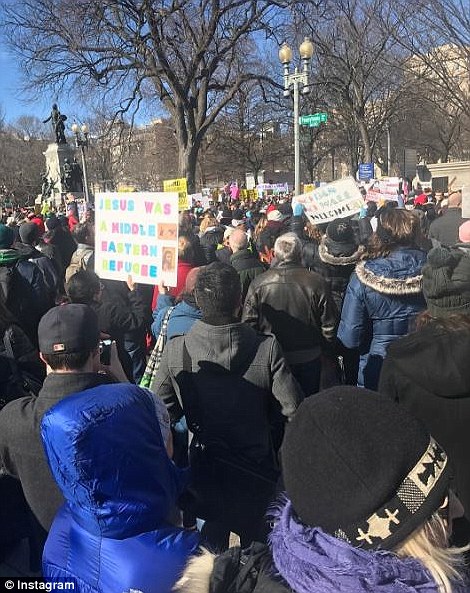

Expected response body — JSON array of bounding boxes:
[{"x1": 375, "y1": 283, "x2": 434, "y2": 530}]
[
  {"x1": 61, "y1": 158, "x2": 73, "y2": 192},
  {"x1": 40, "y1": 170, "x2": 56, "y2": 200},
  {"x1": 71, "y1": 157, "x2": 83, "y2": 192},
  {"x1": 43, "y1": 103, "x2": 67, "y2": 145}
]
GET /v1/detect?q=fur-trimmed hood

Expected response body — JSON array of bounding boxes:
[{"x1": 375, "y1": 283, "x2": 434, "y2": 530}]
[
  {"x1": 318, "y1": 239, "x2": 365, "y2": 266},
  {"x1": 356, "y1": 249, "x2": 426, "y2": 296},
  {"x1": 174, "y1": 549, "x2": 215, "y2": 593},
  {"x1": 174, "y1": 543, "x2": 290, "y2": 593}
]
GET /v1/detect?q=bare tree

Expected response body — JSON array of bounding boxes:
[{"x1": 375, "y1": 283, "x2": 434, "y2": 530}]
[
  {"x1": 390, "y1": 0, "x2": 470, "y2": 115},
  {"x1": 4, "y1": 0, "x2": 288, "y2": 192},
  {"x1": 290, "y1": 0, "x2": 413, "y2": 173}
]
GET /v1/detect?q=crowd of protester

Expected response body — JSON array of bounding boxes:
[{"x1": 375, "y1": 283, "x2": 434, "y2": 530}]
[{"x1": 0, "y1": 187, "x2": 469, "y2": 592}]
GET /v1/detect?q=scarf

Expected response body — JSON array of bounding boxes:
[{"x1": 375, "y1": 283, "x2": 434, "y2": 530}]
[{"x1": 269, "y1": 497, "x2": 440, "y2": 593}]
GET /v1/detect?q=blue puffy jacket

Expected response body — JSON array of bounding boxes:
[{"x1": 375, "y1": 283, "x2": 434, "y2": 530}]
[
  {"x1": 338, "y1": 248, "x2": 426, "y2": 389},
  {"x1": 41, "y1": 383, "x2": 199, "y2": 593},
  {"x1": 151, "y1": 293, "x2": 201, "y2": 339}
]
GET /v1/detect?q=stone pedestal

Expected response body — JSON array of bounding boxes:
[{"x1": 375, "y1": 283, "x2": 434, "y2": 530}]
[{"x1": 43, "y1": 143, "x2": 77, "y2": 206}]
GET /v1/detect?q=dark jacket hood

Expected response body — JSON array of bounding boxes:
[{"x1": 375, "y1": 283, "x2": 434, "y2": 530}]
[
  {"x1": 185, "y1": 320, "x2": 260, "y2": 373},
  {"x1": 318, "y1": 238, "x2": 364, "y2": 265},
  {"x1": 41, "y1": 383, "x2": 185, "y2": 539},
  {"x1": 386, "y1": 324, "x2": 470, "y2": 397},
  {"x1": 357, "y1": 248, "x2": 426, "y2": 295},
  {"x1": 12, "y1": 242, "x2": 40, "y2": 259}
]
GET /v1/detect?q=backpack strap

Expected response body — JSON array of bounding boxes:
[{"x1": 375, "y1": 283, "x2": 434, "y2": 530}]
[{"x1": 140, "y1": 306, "x2": 175, "y2": 388}]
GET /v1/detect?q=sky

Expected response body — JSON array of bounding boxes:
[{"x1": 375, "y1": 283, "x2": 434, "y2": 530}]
[
  {"x1": 0, "y1": 46, "x2": 50, "y2": 122},
  {"x1": 0, "y1": 45, "x2": 90, "y2": 126}
]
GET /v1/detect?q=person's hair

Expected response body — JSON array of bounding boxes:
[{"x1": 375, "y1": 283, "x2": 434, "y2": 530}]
[
  {"x1": 396, "y1": 511, "x2": 467, "y2": 593},
  {"x1": 72, "y1": 222, "x2": 93, "y2": 244},
  {"x1": 66, "y1": 270, "x2": 101, "y2": 305},
  {"x1": 366, "y1": 209, "x2": 421, "y2": 259},
  {"x1": 178, "y1": 234, "x2": 196, "y2": 264},
  {"x1": 199, "y1": 215, "x2": 218, "y2": 234},
  {"x1": 179, "y1": 211, "x2": 193, "y2": 233},
  {"x1": 194, "y1": 262, "x2": 241, "y2": 323},
  {"x1": 366, "y1": 201, "x2": 378, "y2": 216},
  {"x1": 229, "y1": 229, "x2": 248, "y2": 252},
  {"x1": 304, "y1": 220, "x2": 322, "y2": 243},
  {"x1": 253, "y1": 214, "x2": 267, "y2": 242},
  {"x1": 42, "y1": 350, "x2": 94, "y2": 371},
  {"x1": 415, "y1": 311, "x2": 470, "y2": 332},
  {"x1": 274, "y1": 232, "x2": 302, "y2": 264}
]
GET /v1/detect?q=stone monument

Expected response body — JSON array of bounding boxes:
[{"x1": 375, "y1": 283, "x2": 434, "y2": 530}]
[{"x1": 41, "y1": 103, "x2": 80, "y2": 206}]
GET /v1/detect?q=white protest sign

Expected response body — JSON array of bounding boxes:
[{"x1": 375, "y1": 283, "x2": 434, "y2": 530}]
[
  {"x1": 366, "y1": 177, "x2": 400, "y2": 202},
  {"x1": 95, "y1": 192, "x2": 179, "y2": 286},
  {"x1": 189, "y1": 192, "x2": 212, "y2": 210},
  {"x1": 294, "y1": 177, "x2": 364, "y2": 225}
]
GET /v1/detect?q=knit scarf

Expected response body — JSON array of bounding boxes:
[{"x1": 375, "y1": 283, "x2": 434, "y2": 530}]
[{"x1": 269, "y1": 497, "x2": 441, "y2": 593}]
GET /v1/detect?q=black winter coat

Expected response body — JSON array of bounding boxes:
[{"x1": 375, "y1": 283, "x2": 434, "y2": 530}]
[
  {"x1": 379, "y1": 322, "x2": 470, "y2": 519},
  {"x1": 230, "y1": 249, "x2": 265, "y2": 302},
  {"x1": 313, "y1": 238, "x2": 364, "y2": 310},
  {"x1": 200, "y1": 227, "x2": 225, "y2": 263},
  {"x1": 88, "y1": 283, "x2": 147, "y2": 381},
  {"x1": 0, "y1": 323, "x2": 45, "y2": 398},
  {"x1": 242, "y1": 262, "x2": 338, "y2": 363}
]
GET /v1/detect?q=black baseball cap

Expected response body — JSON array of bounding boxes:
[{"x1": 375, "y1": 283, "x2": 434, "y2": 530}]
[{"x1": 38, "y1": 304, "x2": 100, "y2": 355}]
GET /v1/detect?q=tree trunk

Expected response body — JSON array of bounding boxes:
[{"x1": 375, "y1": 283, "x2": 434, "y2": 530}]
[
  {"x1": 177, "y1": 142, "x2": 199, "y2": 195},
  {"x1": 357, "y1": 118, "x2": 373, "y2": 163}
]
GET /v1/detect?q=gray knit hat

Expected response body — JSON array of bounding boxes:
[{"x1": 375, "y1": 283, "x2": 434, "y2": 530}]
[{"x1": 422, "y1": 246, "x2": 470, "y2": 317}]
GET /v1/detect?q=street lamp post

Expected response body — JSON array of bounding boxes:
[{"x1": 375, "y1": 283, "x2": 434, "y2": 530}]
[
  {"x1": 279, "y1": 38, "x2": 314, "y2": 197},
  {"x1": 71, "y1": 123, "x2": 90, "y2": 203}
]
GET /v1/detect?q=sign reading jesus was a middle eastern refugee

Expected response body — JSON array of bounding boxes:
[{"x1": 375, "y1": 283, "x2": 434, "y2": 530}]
[
  {"x1": 95, "y1": 192, "x2": 179, "y2": 286},
  {"x1": 293, "y1": 177, "x2": 364, "y2": 225}
]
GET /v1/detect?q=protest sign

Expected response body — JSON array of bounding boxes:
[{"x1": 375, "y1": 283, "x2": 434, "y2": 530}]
[
  {"x1": 366, "y1": 177, "x2": 400, "y2": 202},
  {"x1": 164, "y1": 177, "x2": 188, "y2": 210},
  {"x1": 256, "y1": 182, "x2": 289, "y2": 194},
  {"x1": 189, "y1": 192, "x2": 212, "y2": 210},
  {"x1": 303, "y1": 183, "x2": 315, "y2": 193},
  {"x1": 95, "y1": 192, "x2": 179, "y2": 287},
  {"x1": 294, "y1": 177, "x2": 364, "y2": 225}
]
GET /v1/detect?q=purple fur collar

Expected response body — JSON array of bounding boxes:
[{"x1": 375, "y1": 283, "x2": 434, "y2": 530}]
[{"x1": 269, "y1": 497, "x2": 440, "y2": 593}]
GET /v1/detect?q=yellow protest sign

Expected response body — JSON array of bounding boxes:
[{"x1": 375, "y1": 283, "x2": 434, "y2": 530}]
[
  {"x1": 303, "y1": 183, "x2": 315, "y2": 193},
  {"x1": 164, "y1": 178, "x2": 188, "y2": 210}
]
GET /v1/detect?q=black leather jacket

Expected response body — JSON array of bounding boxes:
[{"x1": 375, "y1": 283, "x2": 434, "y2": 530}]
[{"x1": 242, "y1": 262, "x2": 338, "y2": 363}]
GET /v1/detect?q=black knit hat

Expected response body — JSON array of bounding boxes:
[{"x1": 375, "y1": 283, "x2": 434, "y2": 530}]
[
  {"x1": 19, "y1": 222, "x2": 40, "y2": 245},
  {"x1": 281, "y1": 386, "x2": 450, "y2": 551},
  {"x1": 422, "y1": 247, "x2": 470, "y2": 317},
  {"x1": 326, "y1": 218, "x2": 355, "y2": 244}
]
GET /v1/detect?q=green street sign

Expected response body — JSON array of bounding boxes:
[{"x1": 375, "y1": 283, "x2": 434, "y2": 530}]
[{"x1": 299, "y1": 112, "x2": 328, "y2": 127}]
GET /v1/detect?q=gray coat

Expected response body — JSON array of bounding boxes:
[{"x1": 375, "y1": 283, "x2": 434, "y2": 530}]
[
  {"x1": 151, "y1": 320, "x2": 303, "y2": 466},
  {"x1": 0, "y1": 372, "x2": 111, "y2": 530},
  {"x1": 428, "y1": 208, "x2": 467, "y2": 247}
]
